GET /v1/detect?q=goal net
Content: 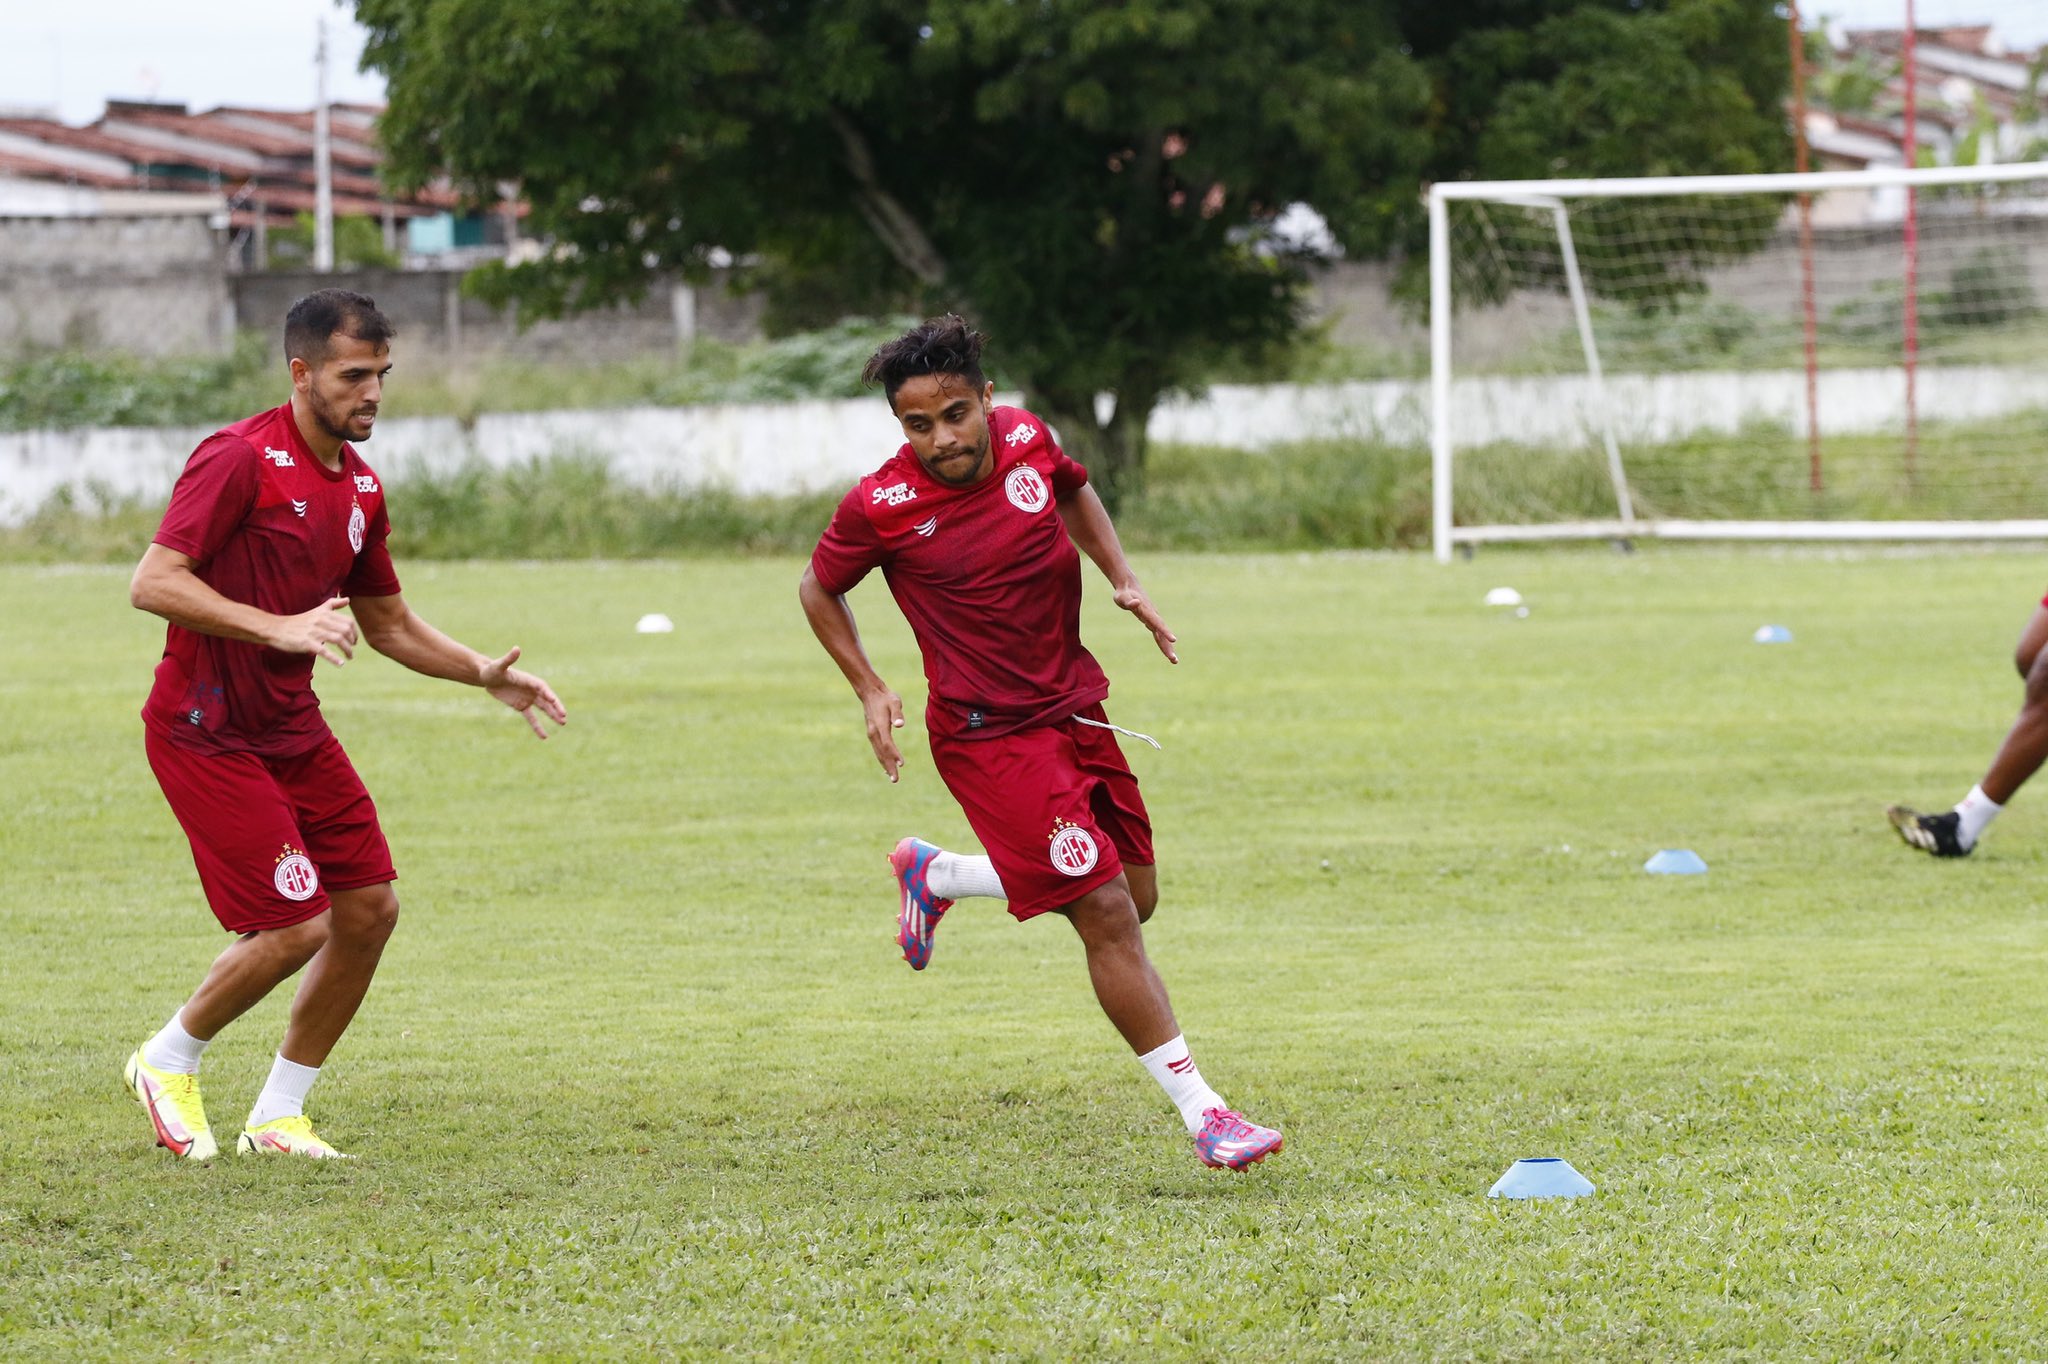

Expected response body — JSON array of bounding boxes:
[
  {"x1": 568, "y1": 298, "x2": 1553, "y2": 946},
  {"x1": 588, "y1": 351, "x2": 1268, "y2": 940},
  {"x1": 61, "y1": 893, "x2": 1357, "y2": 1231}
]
[{"x1": 1428, "y1": 162, "x2": 2048, "y2": 561}]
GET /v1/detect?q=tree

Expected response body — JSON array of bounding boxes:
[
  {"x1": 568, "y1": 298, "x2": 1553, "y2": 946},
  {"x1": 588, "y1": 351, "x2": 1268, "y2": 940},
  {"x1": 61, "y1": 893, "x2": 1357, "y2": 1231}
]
[{"x1": 357, "y1": 0, "x2": 1790, "y2": 508}]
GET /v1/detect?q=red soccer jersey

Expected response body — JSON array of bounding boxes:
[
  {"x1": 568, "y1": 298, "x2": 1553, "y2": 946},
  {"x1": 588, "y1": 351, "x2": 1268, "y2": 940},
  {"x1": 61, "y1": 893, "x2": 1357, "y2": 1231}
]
[
  {"x1": 142, "y1": 403, "x2": 400, "y2": 757},
  {"x1": 810, "y1": 405, "x2": 1109, "y2": 740}
]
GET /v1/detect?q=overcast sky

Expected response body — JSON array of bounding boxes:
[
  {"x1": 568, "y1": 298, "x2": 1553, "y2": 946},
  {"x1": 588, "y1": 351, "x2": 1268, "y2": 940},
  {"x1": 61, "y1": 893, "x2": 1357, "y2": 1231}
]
[
  {"x1": 2, "y1": 1, "x2": 384, "y2": 125},
  {"x1": 1815, "y1": 0, "x2": 2047, "y2": 46},
  {"x1": 2, "y1": 1, "x2": 2042, "y2": 130}
]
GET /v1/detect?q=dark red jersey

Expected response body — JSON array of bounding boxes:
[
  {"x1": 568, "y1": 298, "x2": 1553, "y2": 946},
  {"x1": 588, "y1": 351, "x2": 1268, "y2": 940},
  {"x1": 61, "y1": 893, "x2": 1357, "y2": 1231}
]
[
  {"x1": 810, "y1": 406, "x2": 1109, "y2": 740},
  {"x1": 143, "y1": 403, "x2": 400, "y2": 757}
]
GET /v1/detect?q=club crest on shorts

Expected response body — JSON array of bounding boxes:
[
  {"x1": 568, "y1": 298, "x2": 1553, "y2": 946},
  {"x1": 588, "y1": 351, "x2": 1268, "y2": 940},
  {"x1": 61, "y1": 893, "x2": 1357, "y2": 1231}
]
[
  {"x1": 273, "y1": 845, "x2": 320, "y2": 902},
  {"x1": 348, "y1": 500, "x2": 367, "y2": 554},
  {"x1": 1048, "y1": 817, "x2": 1098, "y2": 877},
  {"x1": 1005, "y1": 465, "x2": 1050, "y2": 514}
]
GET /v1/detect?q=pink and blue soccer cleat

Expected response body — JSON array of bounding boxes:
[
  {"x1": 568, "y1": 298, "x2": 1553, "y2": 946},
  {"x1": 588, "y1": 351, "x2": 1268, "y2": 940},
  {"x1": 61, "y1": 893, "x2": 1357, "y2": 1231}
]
[
  {"x1": 889, "y1": 837, "x2": 954, "y2": 971},
  {"x1": 1194, "y1": 1107, "x2": 1284, "y2": 1169}
]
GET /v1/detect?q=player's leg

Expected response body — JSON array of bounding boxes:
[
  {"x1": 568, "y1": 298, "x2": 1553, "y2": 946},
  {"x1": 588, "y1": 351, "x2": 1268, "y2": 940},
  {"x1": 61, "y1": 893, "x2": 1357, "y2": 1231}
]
[
  {"x1": 1892, "y1": 602, "x2": 2048, "y2": 856},
  {"x1": 177, "y1": 917, "x2": 333, "y2": 1037},
  {"x1": 889, "y1": 837, "x2": 1010, "y2": 964},
  {"x1": 275, "y1": 881, "x2": 401, "y2": 1067},
  {"x1": 1058, "y1": 875, "x2": 1177, "y2": 1052},
  {"x1": 1979, "y1": 604, "x2": 2048, "y2": 805},
  {"x1": 132, "y1": 730, "x2": 333, "y2": 1160},
  {"x1": 241, "y1": 736, "x2": 397, "y2": 1158},
  {"x1": 1058, "y1": 878, "x2": 1281, "y2": 1169},
  {"x1": 1123, "y1": 862, "x2": 1158, "y2": 924}
]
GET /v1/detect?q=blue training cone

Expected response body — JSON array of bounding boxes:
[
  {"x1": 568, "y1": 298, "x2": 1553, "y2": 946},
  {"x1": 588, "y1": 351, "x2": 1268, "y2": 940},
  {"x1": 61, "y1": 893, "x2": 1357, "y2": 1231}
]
[
  {"x1": 1644, "y1": 848, "x2": 1708, "y2": 875},
  {"x1": 1488, "y1": 1158, "x2": 1596, "y2": 1199}
]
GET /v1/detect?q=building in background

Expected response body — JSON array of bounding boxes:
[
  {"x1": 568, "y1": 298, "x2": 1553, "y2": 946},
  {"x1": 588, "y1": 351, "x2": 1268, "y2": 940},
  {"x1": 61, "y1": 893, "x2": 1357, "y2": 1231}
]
[
  {"x1": 0, "y1": 98, "x2": 509, "y2": 269},
  {"x1": 1800, "y1": 23, "x2": 2046, "y2": 222}
]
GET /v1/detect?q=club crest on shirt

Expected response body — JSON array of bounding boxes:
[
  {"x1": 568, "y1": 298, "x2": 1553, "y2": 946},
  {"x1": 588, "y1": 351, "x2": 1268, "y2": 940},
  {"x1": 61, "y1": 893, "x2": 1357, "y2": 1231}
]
[
  {"x1": 1048, "y1": 818, "x2": 1099, "y2": 877},
  {"x1": 273, "y1": 845, "x2": 320, "y2": 902},
  {"x1": 1006, "y1": 465, "x2": 1050, "y2": 514},
  {"x1": 348, "y1": 501, "x2": 367, "y2": 553}
]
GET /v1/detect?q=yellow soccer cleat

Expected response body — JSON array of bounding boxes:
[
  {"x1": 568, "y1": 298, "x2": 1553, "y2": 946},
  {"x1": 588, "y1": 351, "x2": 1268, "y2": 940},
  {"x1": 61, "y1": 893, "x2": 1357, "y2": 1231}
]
[
  {"x1": 123, "y1": 1050, "x2": 218, "y2": 1162},
  {"x1": 237, "y1": 1114, "x2": 352, "y2": 1160}
]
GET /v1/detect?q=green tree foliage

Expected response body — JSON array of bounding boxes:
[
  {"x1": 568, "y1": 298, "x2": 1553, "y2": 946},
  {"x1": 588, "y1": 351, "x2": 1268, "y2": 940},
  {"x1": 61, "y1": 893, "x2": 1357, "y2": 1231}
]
[{"x1": 357, "y1": 0, "x2": 1789, "y2": 507}]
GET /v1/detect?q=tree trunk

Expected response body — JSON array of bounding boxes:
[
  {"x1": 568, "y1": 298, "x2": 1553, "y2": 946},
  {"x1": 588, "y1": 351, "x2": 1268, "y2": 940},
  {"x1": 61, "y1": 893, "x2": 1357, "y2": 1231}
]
[{"x1": 1029, "y1": 387, "x2": 1158, "y2": 517}]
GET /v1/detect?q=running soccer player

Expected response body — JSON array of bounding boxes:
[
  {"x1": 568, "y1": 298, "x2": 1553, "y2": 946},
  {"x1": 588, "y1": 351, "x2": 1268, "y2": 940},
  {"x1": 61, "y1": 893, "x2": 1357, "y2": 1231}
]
[
  {"x1": 1889, "y1": 592, "x2": 2048, "y2": 856},
  {"x1": 798, "y1": 315, "x2": 1282, "y2": 1170},
  {"x1": 124, "y1": 289, "x2": 566, "y2": 1161}
]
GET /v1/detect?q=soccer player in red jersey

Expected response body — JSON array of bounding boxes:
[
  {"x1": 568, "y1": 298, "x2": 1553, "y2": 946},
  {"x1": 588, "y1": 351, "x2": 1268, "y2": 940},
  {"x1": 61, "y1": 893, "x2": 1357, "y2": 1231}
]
[
  {"x1": 1889, "y1": 592, "x2": 2048, "y2": 856},
  {"x1": 799, "y1": 316, "x2": 1282, "y2": 1170},
  {"x1": 123, "y1": 290, "x2": 567, "y2": 1161}
]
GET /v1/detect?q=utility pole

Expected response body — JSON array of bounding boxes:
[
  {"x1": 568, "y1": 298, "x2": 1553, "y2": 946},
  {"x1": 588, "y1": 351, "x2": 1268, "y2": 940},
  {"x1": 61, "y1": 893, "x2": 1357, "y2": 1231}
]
[
  {"x1": 314, "y1": 16, "x2": 335, "y2": 272},
  {"x1": 1789, "y1": 0, "x2": 1821, "y2": 492},
  {"x1": 1901, "y1": 0, "x2": 1920, "y2": 478}
]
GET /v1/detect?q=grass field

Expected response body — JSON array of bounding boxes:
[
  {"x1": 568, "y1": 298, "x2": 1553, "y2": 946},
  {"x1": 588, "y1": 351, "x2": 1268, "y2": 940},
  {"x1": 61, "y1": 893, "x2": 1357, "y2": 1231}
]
[{"x1": 7, "y1": 547, "x2": 2048, "y2": 1358}]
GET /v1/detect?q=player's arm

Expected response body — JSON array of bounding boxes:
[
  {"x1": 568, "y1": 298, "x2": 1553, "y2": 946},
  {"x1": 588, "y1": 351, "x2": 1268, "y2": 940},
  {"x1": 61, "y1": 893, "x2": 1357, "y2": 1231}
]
[
  {"x1": 798, "y1": 565, "x2": 906, "y2": 782},
  {"x1": 130, "y1": 542, "x2": 358, "y2": 666},
  {"x1": 349, "y1": 592, "x2": 567, "y2": 739},
  {"x1": 1056, "y1": 484, "x2": 1178, "y2": 664}
]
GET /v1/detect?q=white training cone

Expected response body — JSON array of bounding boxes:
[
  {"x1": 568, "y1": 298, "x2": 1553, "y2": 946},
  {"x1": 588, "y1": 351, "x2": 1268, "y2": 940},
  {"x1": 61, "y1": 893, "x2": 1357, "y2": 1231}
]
[
  {"x1": 1484, "y1": 587, "x2": 1523, "y2": 607},
  {"x1": 635, "y1": 613, "x2": 675, "y2": 634},
  {"x1": 1488, "y1": 1158, "x2": 1595, "y2": 1199}
]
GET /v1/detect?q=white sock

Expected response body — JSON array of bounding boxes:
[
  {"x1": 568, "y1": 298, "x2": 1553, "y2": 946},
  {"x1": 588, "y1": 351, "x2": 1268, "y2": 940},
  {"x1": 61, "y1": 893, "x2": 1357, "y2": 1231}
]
[
  {"x1": 1955, "y1": 784, "x2": 2003, "y2": 849},
  {"x1": 246, "y1": 1055, "x2": 321, "y2": 1128},
  {"x1": 1138, "y1": 1034, "x2": 1228, "y2": 1134},
  {"x1": 928, "y1": 851, "x2": 1006, "y2": 900},
  {"x1": 140, "y1": 1010, "x2": 209, "y2": 1075}
]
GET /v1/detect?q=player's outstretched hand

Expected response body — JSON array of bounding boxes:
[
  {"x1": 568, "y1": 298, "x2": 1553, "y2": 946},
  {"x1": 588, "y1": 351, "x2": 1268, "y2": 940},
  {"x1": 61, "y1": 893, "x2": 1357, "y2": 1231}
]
[
  {"x1": 273, "y1": 596, "x2": 358, "y2": 667},
  {"x1": 862, "y1": 686, "x2": 906, "y2": 783},
  {"x1": 1113, "y1": 584, "x2": 1179, "y2": 664},
  {"x1": 480, "y1": 646, "x2": 568, "y2": 739}
]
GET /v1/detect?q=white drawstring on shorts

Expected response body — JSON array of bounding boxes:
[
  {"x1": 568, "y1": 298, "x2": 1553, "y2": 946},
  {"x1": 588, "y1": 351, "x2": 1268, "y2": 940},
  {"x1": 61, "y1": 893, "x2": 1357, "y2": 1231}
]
[{"x1": 1071, "y1": 714, "x2": 1161, "y2": 749}]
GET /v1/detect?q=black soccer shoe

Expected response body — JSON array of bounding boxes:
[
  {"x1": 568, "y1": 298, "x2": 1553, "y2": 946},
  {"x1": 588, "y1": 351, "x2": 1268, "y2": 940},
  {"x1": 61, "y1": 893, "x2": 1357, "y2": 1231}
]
[{"x1": 1887, "y1": 804, "x2": 1971, "y2": 857}]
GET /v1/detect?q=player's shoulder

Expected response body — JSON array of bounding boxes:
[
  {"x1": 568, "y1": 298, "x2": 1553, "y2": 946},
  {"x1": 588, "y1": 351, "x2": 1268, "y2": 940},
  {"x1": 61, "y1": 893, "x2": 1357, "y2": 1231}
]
[
  {"x1": 199, "y1": 405, "x2": 293, "y2": 467},
  {"x1": 990, "y1": 405, "x2": 1052, "y2": 458},
  {"x1": 846, "y1": 448, "x2": 924, "y2": 510},
  {"x1": 341, "y1": 445, "x2": 386, "y2": 495}
]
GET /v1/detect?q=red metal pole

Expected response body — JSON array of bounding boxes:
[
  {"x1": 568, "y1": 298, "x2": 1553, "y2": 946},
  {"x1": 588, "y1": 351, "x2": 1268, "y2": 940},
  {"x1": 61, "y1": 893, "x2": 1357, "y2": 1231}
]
[
  {"x1": 1790, "y1": 0, "x2": 1822, "y2": 492},
  {"x1": 1902, "y1": 0, "x2": 1920, "y2": 482}
]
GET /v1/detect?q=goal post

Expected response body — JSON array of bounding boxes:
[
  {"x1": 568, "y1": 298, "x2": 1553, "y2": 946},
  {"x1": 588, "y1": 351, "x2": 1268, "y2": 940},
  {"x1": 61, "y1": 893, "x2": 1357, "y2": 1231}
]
[{"x1": 1429, "y1": 161, "x2": 2048, "y2": 562}]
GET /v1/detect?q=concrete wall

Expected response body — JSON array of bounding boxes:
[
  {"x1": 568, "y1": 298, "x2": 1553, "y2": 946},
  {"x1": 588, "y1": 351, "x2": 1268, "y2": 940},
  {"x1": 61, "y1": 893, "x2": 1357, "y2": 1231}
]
[
  {"x1": 0, "y1": 212, "x2": 232, "y2": 355},
  {"x1": 228, "y1": 269, "x2": 766, "y2": 360}
]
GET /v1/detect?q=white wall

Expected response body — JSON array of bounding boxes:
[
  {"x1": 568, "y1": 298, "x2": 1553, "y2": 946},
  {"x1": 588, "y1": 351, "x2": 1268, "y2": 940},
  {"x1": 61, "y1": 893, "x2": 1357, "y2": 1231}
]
[{"x1": 5, "y1": 366, "x2": 2046, "y2": 526}]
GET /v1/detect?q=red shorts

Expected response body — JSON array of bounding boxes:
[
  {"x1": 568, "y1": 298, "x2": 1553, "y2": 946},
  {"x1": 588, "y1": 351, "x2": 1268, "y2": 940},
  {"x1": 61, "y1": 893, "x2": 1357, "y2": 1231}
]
[
  {"x1": 145, "y1": 726, "x2": 395, "y2": 934},
  {"x1": 929, "y1": 703, "x2": 1154, "y2": 921}
]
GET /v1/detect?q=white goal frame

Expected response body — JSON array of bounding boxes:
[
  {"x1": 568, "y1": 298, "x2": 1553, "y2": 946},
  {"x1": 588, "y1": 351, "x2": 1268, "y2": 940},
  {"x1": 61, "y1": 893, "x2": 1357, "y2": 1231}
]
[{"x1": 1429, "y1": 161, "x2": 2048, "y2": 562}]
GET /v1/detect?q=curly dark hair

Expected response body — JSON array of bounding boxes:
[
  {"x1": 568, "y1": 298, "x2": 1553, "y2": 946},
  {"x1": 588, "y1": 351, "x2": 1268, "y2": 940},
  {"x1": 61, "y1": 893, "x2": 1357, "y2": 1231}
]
[{"x1": 861, "y1": 314, "x2": 989, "y2": 407}]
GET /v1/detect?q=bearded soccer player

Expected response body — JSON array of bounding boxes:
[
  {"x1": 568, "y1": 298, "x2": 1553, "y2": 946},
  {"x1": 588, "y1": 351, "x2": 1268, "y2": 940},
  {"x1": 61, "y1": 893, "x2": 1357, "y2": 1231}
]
[
  {"x1": 1889, "y1": 593, "x2": 2048, "y2": 857},
  {"x1": 124, "y1": 289, "x2": 567, "y2": 1161},
  {"x1": 798, "y1": 315, "x2": 1282, "y2": 1170}
]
